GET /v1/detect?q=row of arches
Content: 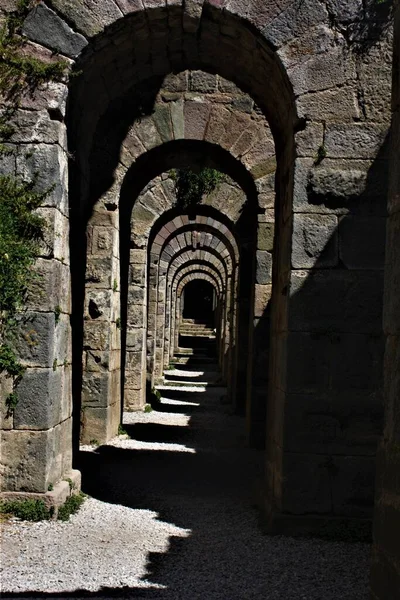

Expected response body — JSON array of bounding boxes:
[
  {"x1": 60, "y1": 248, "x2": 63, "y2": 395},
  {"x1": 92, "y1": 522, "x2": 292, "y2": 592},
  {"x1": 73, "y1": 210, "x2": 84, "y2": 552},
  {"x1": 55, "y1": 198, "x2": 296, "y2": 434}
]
[{"x1": 0, "y1": 2, "x2": 392, "y2": 559}]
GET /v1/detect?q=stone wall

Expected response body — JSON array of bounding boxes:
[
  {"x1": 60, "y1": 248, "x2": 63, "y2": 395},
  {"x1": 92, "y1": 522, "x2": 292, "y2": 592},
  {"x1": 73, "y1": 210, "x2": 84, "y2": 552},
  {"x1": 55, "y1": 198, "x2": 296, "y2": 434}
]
[
  {"x1": 370, "y1": 2, "x2": 400, "y2": 598},
  {"x1": 0, "y1": 31, "x2": 80, "y2": 501},
  {"x1": 0, "y1": 1, "x2": 393, "y2": 539}
]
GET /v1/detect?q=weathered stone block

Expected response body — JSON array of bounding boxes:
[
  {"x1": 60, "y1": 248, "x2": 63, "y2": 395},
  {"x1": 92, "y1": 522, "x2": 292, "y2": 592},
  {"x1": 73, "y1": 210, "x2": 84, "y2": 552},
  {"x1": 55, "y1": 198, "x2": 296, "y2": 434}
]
[
  {"x1": 86, "y1": 256, "x2": 114, "y2": 288},
  {"x1": 81, "y1": 401, "x2": 119, "y2": 444},
  {"x1": 49, "y1": 0, "x2": 122, "y2": 37},
  {"x1": 81, "y1": 372, "x2": 110, "y2": 408},
  {"x1": 257, "y1": 222, "x2": 275, "y2": 252},
  {"x1": 37, "y1": 207, "x2": 70, "y2": 264},
  {"x1": 14, "y1": 368, "x2": 63, "y2": 430},
  {"x1": 163, "y1": 72, "x2": 188, "y2": 93},
  {"x1": 184, "y1": 100, "x2": 211, "y2": 139},
  {"x1": 124, "y1": 387, "x2": 145, "y2": 411},
  {"x1": 16, "y1": 144, "x2": 68, "y2": 216},
  {"x1": 289, "y1": 270, "x2": 384, "y2": 334},
  {"x1": 292, "y1": 214, "x2": 338, "y2": 269},
  {"x1": 284, "y1": 389, "x2": 382, "y2": 456},
  {"x1": 339, "y1": 216, "x2": 386, "y2": 270},
  {"x1": 26, "y1": 258, "x2": 70, "y2": 313},
  {"x1": 325, "y1": 124, "x2": 388, "y2": 160},
  {"x1": 10, "y1": 110, "x2": 65, "y2": 145},
  {"x1": 286, "y1": 332, "x2": 331, "y2": 394},
  {"x1": 0, "y1": 428, "x2": 59, "y2": 493},
  {"x1": 282, "y1": 451, "x2": 332, "y2": 514},
  {"x1": 297, "y1": 87, "x2": 360, "y2": 122},
  {"x1": 127, "y1": 304, "x2": 145, "y2": 328},
  {"x1": 153, "y1": 104, "x2": 173, "y2": 143},
  {"x1": 23, "y1": 3, "x2": 88, "y2": 57},
  {"x1": 129, "y1": 249, "x2": 146, "y2": 264},
  {"x1": 130, "y1": 264, "x2": 146, "y2": 285},
  {"x1": 128, "y1": 285, "x2": 146, "y2": 304},
  {"x1": 126, "y1": 328, "x2": 145, "y2": 351},
  {"x1": 85, "y1": 289, "x2": 113, "y2": 321},
  {"x1": 326, "y1": 0, "x2": 362, "y2": 23},
  {"x1": 13, "y1": 312, "x2": 55, "y2": 368},
  {"x1": 83, "y1": 321, "x2": 112, "y2": 351},
  {"x1": 0, "y1": 374, "x2": 13, "y2": 430},
  {"x1": 256, "y1": 251, "x2": 272, "y2": 284},
  {"x1": 287, "y1": 45, "x2": 356, "y2": 96},
  {"x1": 262, "y1": 0, "x2": 328, "y2": 48},
  {"x1": 189, "y1": 70, "x2": 217, "y2": 93},
  {"x1": 295, "y1": 122, "x2": 324, "y2": 158},
  {"x1": 54, "y1": 314, "x2": 72, "y2": 366},
  {"x1": 131, "y1": 204, "x2": 157, "y2": 243},
  {"x1": 254, "y1": 284, "x2": 272, "y2": 318},
  {"x1": 330, "y1": 333, "x2": 384, "y2": 392}
]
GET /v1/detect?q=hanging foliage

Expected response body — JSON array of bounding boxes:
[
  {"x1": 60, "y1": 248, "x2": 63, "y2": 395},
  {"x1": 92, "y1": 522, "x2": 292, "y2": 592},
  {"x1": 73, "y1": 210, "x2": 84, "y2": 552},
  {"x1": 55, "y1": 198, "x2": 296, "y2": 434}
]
[{"x1": 172, "y1": 167, "x2": 224, "y2": 210}]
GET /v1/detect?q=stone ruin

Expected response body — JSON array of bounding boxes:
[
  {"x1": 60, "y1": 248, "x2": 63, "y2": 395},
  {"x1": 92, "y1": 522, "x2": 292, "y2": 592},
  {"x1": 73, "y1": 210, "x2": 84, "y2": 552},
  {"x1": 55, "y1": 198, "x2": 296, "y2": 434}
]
[{"x1": 0, "y1": 1, "x2": 398, "y2": 597}]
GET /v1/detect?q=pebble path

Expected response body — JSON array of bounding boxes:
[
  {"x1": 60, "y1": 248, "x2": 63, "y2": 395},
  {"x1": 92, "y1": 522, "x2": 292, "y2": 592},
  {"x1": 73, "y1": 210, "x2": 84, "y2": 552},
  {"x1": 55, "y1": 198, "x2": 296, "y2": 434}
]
[{"x1": 1, "y1": 370, "x2": 370, "y2": 599}]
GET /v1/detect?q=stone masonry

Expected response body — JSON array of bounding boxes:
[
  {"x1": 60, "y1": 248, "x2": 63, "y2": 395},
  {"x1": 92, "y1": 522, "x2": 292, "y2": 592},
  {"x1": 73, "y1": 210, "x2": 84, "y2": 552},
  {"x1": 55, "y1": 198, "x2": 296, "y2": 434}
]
[{"x1": 0, "y1": 5, "x2": 397, "y2": 587}]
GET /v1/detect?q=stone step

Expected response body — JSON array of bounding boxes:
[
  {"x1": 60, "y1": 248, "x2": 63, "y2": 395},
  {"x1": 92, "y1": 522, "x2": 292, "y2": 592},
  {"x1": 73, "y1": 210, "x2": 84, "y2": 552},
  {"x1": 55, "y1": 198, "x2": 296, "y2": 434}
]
[
  {"x1": 165, "y1": 371, "x2": 222, "y2": 384},
  {"x1": 181, "y1": 319, "x2": 213, "y2": 326},
  {"x1": 171, "y1": 357, "x2": 216, "y2": 366},
  {"x1": 179, "y1": 327, "x2": 215, "y2": 332}
]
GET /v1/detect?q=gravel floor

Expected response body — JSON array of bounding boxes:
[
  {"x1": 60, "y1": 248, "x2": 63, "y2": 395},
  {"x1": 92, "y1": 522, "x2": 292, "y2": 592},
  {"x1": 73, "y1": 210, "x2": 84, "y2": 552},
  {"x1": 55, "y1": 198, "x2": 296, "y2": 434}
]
[{"x1": 1, "y1": 384, "x2": 371, "y2": 599}]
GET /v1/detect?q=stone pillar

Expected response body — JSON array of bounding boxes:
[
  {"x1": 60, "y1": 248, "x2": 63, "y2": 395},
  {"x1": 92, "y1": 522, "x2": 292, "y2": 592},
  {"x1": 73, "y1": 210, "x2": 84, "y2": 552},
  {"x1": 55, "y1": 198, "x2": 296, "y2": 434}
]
[
  {"x1": 371, "y1": 4, "x2": 400, "y2": 597},
  {"x1": 265, "y1": 116, "x2": 388, "y2": 529},
  {"x1": 124, "y1": 249, "x2": 147, "y2": 411},
  {"x1": 81, "y1": 207, "x2": 121, "y2": 444},
  {"x1": 246, "y1": 212, "x2": 274, "y2": 447},
  {"x1": 0, "y1": 96, "x2": 80, "y2": 501}
]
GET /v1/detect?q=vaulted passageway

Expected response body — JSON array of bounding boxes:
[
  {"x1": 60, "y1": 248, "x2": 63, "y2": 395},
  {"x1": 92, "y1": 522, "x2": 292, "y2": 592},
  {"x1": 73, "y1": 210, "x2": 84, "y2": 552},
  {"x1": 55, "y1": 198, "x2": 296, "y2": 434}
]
[{"x1": 1, "y1": 5, "x2": 394, "y2": 581}]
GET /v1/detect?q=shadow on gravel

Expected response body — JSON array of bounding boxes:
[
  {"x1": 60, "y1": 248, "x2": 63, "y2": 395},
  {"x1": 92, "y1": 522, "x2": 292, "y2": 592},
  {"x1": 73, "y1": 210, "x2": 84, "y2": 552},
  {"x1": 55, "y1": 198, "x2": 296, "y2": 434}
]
[
  {"x1": 2, "y1": 401, "x2": 371, "y2": 600},
  {"x1": 122, "y1": 423, "x2": 195, "y2": 444}
]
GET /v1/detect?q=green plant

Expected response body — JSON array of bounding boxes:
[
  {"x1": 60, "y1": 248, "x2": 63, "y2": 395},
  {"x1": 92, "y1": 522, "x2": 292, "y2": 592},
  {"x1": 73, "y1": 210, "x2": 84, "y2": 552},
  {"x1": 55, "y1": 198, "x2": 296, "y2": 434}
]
[
  {"x1": 173, "y1": 168, "x2": 223, "y2": 210},
  {"x1": 118, "y1": 424, "x2": 128, "y2": 436},
  {"x1": 57, "y1": 492, "x2": 86, "y2": 522},
  {"x1": 0, "y1": 1, "x2": 70, "y2": 407},
  {"x1": 144, "y1": 403, "x2": 153, "y2": 413},
  {"x1": 148, "y1": 387, "x2": 162, "y2": 407},
  {"x1": 52, "y1": 358, "x2": 57, "y2": 371},
  {"x1": 0, "y1": 1, "x2": 68, "y2": 107},
  {"x1": 116, "y1": 317, "x2": 121, "y2": 329},
  {"x1": 113, "y1": 279, "x2": 118, "y2": 292},
  {"x1": 0, "y1": 498, "x2": 50, "y2": 521},
  {"x1": 48, "y1": 483, "x2": 54, "y2": 491},
  {"x1": 54, "y1": 305, "x2": 62, "y2": 324},
  {"x1": 314, "y1": 145, "x2": 327, "y2": 166},
  {"x1": 64, "y1": 477, "x2": 74, "y2": 491},
  {"x1": 0, "y1": 344, "x2": 25, "y2": 379},
  {"x1": 89, "y1": 439, "x2": 99, "y2": 446},
  {"x1": 5, "y1": 391, "x2": 19, "y2": 413}
]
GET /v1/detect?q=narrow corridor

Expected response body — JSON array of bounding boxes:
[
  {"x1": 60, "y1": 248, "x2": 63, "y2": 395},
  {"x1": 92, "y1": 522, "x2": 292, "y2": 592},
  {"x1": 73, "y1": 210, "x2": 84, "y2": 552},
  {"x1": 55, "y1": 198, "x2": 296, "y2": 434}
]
[{"x1": 1, "y1": 333, "x2": 370, "y2": 599}]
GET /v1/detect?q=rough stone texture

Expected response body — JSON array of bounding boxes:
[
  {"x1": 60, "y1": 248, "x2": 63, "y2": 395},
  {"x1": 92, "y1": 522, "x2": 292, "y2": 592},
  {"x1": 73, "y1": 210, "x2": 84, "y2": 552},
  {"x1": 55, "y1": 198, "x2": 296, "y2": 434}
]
[
  {"x1": 14, "y1": 369, "x2": 63, "y2": 430},
  {"x1": 23, "y1": 3, "x2": 88, "y2": 58},
  {"x1": 297, "y1": 87, "x2": 360, "y2": 122},
  {"x1": 0, "y1": 419, "x2": 73, "y2": 493},
  {"x1": 371, "y1": 5, "x2": 400, "y2": 599},
  {"x1": 0, "y1": 4, "x2": 393, "y2": 567},
  {"x1": 48, "y1": 0, "x2": 123, "y2": 37},
  {"x1": 292, "y1": 214, "x2": 338, "y2": 269},
  {"x1": 256, "y1": 251, "x2": 272, "y2": 284}
]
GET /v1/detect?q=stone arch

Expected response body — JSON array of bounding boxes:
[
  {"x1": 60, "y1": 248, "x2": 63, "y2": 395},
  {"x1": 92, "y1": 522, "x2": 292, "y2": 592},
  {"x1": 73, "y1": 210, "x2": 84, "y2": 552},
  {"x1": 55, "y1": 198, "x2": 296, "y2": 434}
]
[{"x1": 0, "y1": 0, "x2": 391, "y2": 539}]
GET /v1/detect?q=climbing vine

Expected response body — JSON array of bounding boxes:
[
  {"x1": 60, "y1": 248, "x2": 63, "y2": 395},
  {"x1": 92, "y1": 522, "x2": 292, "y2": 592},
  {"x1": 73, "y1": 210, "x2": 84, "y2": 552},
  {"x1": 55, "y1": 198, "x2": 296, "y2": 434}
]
[
  {"x1": 172, "y1": 168, "x2": 224, "y2": 210},
  {"x1": 0, "y1": 0, "x2": 69, "y2": 410}
]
